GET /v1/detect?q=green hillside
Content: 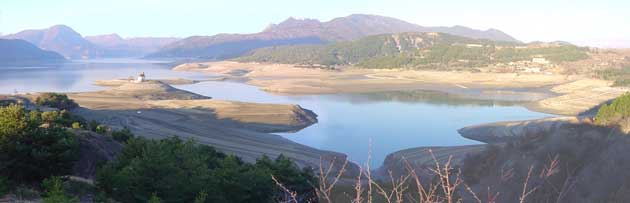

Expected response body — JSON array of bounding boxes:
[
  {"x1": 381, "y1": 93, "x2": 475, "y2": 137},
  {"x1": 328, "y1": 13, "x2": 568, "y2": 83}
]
[{"x1": 237, "y1": 32, "x2": 589, "y2": 69}]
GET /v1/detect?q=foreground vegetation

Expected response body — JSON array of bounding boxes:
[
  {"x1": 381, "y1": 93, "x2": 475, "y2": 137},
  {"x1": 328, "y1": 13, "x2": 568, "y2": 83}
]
[
  {"x1": 237, "y1": 32, "x2": 589, "y2": 70},
  {"x1": 0, "y1": 96, "x2": 317, "y2": 202},
  {"x1": 4, "y1": 92, "x2": 630, "y2": 202},
  {"x1": 97, "y1": 137, "x2": 317, "y2": 203}
]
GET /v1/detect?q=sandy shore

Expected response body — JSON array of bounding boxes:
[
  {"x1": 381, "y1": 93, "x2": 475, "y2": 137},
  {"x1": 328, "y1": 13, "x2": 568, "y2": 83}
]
[{"x1": 174, "y1": 61, "x2": 627, "y2": 116}]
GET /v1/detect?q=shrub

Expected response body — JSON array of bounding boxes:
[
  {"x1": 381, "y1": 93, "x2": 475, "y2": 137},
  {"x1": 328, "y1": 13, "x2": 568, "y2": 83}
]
[
  {"x1": 35, "y1": 93, "x2": 78, "y2": 110},
  {"x1": 0, "y1": 105, "x2": 79, "y2": 183},
  {"x1": 0, "y1": 176, "x2": 8, "y2": 197},
  {"x1": 71, "y1": 122, "x2": 81, "y2": 129},
  {"x1": 97, "y1": 137, "x2": 316, "y2": 203},
  {"x1": 111, "y1": 127, "x2": 134, "y2": 142},
  {"x1": 95, "y1": 125, "x2": 108, "y2": 134},
  {"x1": 42, "y1": 177, "x2": 78, "y2": 203}
]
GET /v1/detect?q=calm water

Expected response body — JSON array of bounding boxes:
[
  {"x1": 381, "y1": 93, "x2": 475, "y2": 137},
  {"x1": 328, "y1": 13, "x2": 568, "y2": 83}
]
[{"x1": 1, "y1": 59, "x2": 552, "y2": 166}]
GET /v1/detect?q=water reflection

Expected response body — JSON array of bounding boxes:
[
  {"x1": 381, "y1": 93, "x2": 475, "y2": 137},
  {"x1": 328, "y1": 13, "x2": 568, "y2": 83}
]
[{"x1": 179, "y1": 81, "x2": 552, "y2": 167}]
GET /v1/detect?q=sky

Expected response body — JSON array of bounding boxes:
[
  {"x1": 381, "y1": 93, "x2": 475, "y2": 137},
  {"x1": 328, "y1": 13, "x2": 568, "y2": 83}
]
[{"x1": 1, "y1": 0, "x2": 629, "y2": 47}]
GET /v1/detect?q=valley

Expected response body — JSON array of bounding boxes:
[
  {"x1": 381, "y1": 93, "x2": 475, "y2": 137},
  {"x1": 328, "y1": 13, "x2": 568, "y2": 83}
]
[{"x1": 3, "y1": 5, "x2": 630, "y2": 201}]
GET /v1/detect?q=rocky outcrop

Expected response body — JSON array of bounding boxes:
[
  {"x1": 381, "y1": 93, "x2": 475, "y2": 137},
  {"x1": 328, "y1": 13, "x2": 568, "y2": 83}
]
[{"x1": 70, "y1": 129, "x2": 123, "y2": 179}]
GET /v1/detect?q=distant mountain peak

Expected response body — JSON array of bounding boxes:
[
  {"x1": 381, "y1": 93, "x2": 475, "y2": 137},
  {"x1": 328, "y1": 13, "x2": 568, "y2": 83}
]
[
  {"x1": 49, "y1": 24, "x2": 74, "y2": 30},
  {"x1": 264, "y1": 17, "x2": 322, "y2": 32},
  {"x1": 3, "y1": 24, "x2": 101, "y2": 59},
  {"x1": 148, "y1": 14, "x2": 520, "y2": 59}
]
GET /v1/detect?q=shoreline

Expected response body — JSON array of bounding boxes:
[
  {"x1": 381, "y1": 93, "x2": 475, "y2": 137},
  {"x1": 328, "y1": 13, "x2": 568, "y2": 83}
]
[
  {"x1": 171, "y1": 61, "x2": 628, "y2": 170},
  {"x1": 173, "y1": 61, "x2": 627, "y2": 116},
  {"x1": 8, "y1": 80, "x2": 358, "y2": 174}
]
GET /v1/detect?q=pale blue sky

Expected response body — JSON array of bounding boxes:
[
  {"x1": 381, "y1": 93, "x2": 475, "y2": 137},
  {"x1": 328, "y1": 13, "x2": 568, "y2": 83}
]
[{"x1": 1, "y1": 0, "x2": 629, "y2": 47}]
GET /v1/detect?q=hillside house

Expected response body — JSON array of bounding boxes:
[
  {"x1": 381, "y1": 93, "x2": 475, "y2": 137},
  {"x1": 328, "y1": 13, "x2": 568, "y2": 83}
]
[{"x1": 532, "y1": 57, "x2": 549, "y2": 64}]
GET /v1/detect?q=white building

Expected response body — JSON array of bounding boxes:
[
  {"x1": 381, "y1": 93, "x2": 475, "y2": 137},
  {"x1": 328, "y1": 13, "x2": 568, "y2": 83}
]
[
  {"x1": 136, "y1": 72, "x2": 146, "y2": 83},
  {"x1": 466, "y1": 44, "x2": 483, "y2": 48},
  {"x1": 532, "y1": 57, "x2": 549, "y2": 64}
]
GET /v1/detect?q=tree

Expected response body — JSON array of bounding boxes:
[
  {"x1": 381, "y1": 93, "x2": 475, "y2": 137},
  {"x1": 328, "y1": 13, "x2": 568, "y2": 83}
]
[
  {"x1": 0, "y1": 104, "x2": 28, "y2": 138},
  {"x1": 0, "y1": 105, "x2": 79, "y2": 183},
  {"x1": 97, "y1": 137, "x2": 317, "y2": 203},
  {"x1": 111, "y1": 127, "x2": 134, "y2": 142},
  {"x1": 35, "y1": 93, "x2": 79, "y2": 110},
  {"x1": 42, "y1": 177, "x2": 78, "y2": 203}
]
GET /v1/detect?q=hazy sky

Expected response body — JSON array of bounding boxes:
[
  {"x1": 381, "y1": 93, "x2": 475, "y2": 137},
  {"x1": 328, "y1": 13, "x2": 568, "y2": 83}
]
[{"x1": 1, "y1": 0, "x2": 629, "y2": 47}]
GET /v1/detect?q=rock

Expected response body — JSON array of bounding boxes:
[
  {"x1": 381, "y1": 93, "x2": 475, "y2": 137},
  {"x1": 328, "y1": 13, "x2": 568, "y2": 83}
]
[{"x1": 70, "y1": 129, "x2": 123, "y2": 179}]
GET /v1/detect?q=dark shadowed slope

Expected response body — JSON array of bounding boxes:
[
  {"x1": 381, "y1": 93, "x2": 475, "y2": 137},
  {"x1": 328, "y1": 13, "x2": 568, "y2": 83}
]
[
  {"x1": 3, "y1": 25, "x2": 105, "y2": 59},
  {"x1": 146, "y1": 14, "x2": 518, "y2": 60},
  {"x1": 0, "y1": 39, "x2": 66, "y2": 66}
]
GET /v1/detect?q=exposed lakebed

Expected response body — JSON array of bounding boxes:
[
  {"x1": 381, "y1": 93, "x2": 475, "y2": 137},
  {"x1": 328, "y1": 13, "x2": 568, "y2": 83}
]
[{"x1": 0, "y1": 59, "x2": 553, "y2": 166}]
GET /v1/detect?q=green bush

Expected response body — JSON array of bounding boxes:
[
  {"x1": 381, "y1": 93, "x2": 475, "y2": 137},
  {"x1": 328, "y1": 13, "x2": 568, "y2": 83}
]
[
  {"x1": 35, "y1": 93, "x2": 79, "y2": 110},
  {"x1": 97, "y1": 137, "x2": 317, "y2": 203},
  {"x1": 595, "y1": 93, "x2": 630, "y2": 126},
  {"x1": 42, "y1": 177, "x2": 78, "y2": 203},
  {"x1": 0, "y1": 105, "x2": 79, "y2": 183},
  {"x1": 95, "y1": 125, "x2": 108, "y2": 134},
  {"x1": 111, "y1": 127, "x2": 134, "y2": 142},
  {"x1": 71, "y1": 122, "x2": 81, "y2": 129}
]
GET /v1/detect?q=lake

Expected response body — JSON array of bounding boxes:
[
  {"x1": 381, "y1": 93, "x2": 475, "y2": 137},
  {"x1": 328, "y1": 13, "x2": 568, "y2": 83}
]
[{"x1": 0, "y1": 59, "x2": 552, "y2": 166}]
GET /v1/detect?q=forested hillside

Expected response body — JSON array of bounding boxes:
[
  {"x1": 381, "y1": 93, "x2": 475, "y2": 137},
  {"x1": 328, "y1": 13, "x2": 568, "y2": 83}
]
[{"x1": 237, "y1": 32, "x2": 589, "y2": 69}]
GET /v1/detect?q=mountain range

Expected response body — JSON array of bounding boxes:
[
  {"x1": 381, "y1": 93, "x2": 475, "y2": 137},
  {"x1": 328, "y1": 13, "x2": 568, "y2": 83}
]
[
  {"x1": 3, "y1": 25, "x2": 105, "y2": 59},
  {"x1": 146, "y1": 14, "x2": 518, "y2": 60},
  {"x1": 2, "y1": 14, "x2": 518, "y2": 61},
  {"x1": 85, "y1": 34, "x2": 180, "y2": 57},
  {"x1": 2, "y1": 25, "x2": 180, "y2": 59},
  {"x1": 0, "y1": 39, "x2": 66, "y2": 66}
]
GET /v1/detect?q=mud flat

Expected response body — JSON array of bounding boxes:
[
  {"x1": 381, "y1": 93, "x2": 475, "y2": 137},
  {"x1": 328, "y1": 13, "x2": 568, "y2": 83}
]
[
  {"x1": 174, "y1": 61, "x2": 628, "y2": 116},
  {"x1": 63, "y1": 80, "x2": 354, "y2": 171},
  {"x1": 94, "y1": 78, "x2": 200, "y2": 86}
]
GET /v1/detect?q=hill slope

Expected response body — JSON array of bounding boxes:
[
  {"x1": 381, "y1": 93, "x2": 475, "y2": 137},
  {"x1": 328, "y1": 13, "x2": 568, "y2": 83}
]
[
  {"x1": 237, "y1": 32, "x2": 588, "y2": 69},
  {"x1": 0, "y1": 39, "x2": 66, "y2": 66},
  {"x1": 146, "y1": 14, "x2": 518, "y2": 60},
  {"x1": 3, "y1": 25, "x2": 105, "y2": 59},
  {"x1": 85, "y1": 34, "x2": 180, "y2": 57}
]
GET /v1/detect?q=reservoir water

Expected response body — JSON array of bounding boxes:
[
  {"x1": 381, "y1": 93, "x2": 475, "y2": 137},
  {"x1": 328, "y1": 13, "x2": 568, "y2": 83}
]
[{"x1": 0, "y1": 59, "x2": 552, "y2": 166}]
